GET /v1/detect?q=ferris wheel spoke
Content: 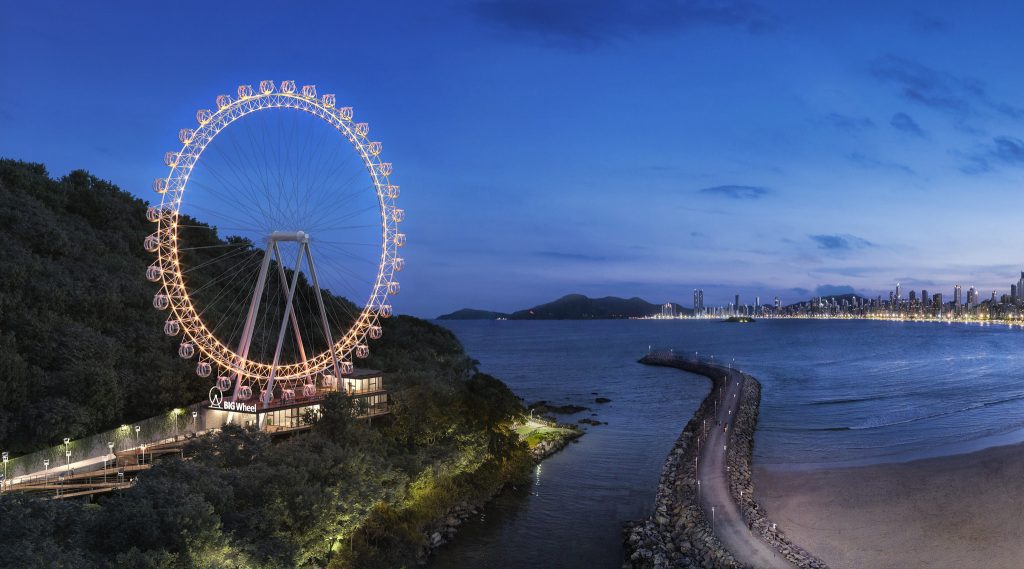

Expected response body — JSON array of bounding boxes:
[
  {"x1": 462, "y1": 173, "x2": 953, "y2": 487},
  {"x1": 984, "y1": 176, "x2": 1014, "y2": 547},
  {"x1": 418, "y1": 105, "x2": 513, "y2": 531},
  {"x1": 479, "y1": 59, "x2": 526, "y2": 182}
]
[
  {"x1": 242, "y1": 116, "x2": 287, "y2": 228},
  {"x1": 299, "y1": 138, "x2": 356, "y2": 220},
  {"x1": 182, "y1": 245, "x2": 255, "y2": 275},
  {"x1": 186, "y1": 249, "x2": 263, "y2": 296},
  {"x1": 183, "y1": 182, "x2": 269, "y2": 229},
  {"x1": 192, "y1": 156, "x2": 277, "y2": 230},
  {"x1": 302, "y1": 192, "x2": 376, "y2": 232},
  {"x1": 299, "y1": 124, "x2": 347, "y2": 220},
  {"x1": 208, "y1": 140, "x2": 281, "y2": 230},
  {"x1": 311, "y1": 254, "x2": 378, "y2": 303}
]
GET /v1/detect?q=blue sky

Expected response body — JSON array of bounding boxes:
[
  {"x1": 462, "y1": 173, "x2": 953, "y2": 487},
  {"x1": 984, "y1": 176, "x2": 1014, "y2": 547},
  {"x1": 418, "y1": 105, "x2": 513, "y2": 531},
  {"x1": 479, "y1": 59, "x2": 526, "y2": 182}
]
[{"x1": 4, "y1": 1, "x2": 1024, "y2": 317}]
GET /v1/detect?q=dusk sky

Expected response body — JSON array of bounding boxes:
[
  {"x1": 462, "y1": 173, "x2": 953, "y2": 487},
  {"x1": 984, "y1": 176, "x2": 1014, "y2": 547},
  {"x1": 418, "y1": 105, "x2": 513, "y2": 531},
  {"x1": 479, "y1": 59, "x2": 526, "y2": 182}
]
[{"x1": 5, "y1": 2, "x2": 1024, "y2": 317}]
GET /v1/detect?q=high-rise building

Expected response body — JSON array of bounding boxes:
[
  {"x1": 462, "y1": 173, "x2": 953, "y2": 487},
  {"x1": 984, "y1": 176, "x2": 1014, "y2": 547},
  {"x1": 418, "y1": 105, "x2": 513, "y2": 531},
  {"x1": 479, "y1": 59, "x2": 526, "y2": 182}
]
[
  {"x1": 734, "y1": 294, "x2": 740, "y2": 314},
  {"x1": 774, "y1": 296, "x2": 781, "y2": 310},
  {"x1": 909, "y1": 290, "x2": 917, "y2": 303},
  {"x1": 895, "y1": 282, "x2": 901, "y2": 303},
  {"x1": 693, "y1": 289, "x2": 704, "y2": 315},
  {"x1": 1018, "y1": 272, "x2": 1024, "y2": 300},
  {"x1": 967, "y1": 286, "x2": 977, "y2": 307},
  {"x1": 1012, "y1": 284, "x2": 1018, "y2": 301},
  {"x1": 954, "y1": 284, "x2": 962, "y2": 307},
  {"x1": 933, "y1": 293, "x2": 943, "y2": 314},
  {"x1": 921, "y1": 290, "x2": 927, "y2": 305}
]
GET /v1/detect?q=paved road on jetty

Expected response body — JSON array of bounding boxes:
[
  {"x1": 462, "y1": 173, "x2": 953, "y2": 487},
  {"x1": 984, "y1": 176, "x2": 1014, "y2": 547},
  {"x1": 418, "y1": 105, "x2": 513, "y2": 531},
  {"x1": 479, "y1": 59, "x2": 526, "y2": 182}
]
[{"x1": 695, "y1": 363, "x2": 795, "y2": 569}]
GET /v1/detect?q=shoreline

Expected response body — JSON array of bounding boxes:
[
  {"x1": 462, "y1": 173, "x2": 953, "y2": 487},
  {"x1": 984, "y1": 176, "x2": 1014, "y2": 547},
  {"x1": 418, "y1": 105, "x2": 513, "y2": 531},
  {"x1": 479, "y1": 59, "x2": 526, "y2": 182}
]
[
  {"x1": 755, "y1": 440, "x2": 1024, "y2": 569},
  {"x1": 422, "y1": 418, "x2": 582, "y2": 560}
]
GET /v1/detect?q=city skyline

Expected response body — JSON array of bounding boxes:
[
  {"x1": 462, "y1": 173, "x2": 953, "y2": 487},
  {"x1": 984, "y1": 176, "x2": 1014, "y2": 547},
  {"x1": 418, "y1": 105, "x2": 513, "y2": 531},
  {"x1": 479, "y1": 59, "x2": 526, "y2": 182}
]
[
  {"x1": 6, "y1": 2, "x2": 1024, "y2": 317},
  {"x1": 691, "y1": 268, "x2": 1024, "y2": 312}
]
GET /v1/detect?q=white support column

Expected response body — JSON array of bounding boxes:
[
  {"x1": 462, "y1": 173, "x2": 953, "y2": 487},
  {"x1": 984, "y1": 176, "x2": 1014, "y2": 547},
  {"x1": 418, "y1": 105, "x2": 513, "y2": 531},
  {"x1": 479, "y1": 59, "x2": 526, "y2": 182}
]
[
  {"x1": 304, "y1": 244, "x2": 341, "y2": 378},
  {"x1": 262, "y1": 243, "x2": 307, "y2": 408},
  {"x1": 273, "y1": 242, "x2": 312, "y2": 385},
  {"x1": 229, "y1": 245, "x2": 275, "y2": 402}
]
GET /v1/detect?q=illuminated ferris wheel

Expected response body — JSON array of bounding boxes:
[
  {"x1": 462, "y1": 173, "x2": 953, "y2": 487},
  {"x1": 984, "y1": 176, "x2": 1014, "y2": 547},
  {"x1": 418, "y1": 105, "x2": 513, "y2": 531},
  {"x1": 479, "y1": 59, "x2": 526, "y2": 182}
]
[{"x1": 145, "y1": 80, "x2": 404, "y2": 408}]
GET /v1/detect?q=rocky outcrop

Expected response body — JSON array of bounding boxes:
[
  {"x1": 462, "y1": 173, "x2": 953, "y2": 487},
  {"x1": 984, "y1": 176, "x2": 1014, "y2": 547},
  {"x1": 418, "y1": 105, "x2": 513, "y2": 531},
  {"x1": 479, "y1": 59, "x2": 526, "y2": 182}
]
[
  {"x1": 421, "y1": 500, "x2": 483, "y2": 557},
  {"x1": 725, "y1": 375, "x2": 828, "y2": 569},
  {"x1": 623, "y1": 355, "x2": 741, "y2": 569},
  {"x1": 531, "y1": 426, "x2": 583, "y2": 460}
]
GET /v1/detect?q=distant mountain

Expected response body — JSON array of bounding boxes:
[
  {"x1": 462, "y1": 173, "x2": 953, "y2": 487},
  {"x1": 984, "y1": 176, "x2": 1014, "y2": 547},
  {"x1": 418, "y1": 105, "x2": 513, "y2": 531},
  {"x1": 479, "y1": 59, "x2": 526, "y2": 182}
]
[
  {"x1": 437, "y1": 308, "x2": 511, "y2": 320},
  {"x1": 438, "y1": 294, "x2": 690, "y2": 320}
]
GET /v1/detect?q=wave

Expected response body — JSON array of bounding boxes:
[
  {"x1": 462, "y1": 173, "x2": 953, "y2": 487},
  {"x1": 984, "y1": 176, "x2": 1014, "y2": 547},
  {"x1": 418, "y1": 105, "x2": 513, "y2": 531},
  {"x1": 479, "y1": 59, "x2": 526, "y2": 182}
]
[
  {"x1": 775, "y1": 393, "x2": 1024, "y2": 432},
  {"x1": 807, "y1": 394, "x2": 892, "y2": 406},
  {"x1": 847, "y1": 393, "x2": 1024, "y2": 430}
]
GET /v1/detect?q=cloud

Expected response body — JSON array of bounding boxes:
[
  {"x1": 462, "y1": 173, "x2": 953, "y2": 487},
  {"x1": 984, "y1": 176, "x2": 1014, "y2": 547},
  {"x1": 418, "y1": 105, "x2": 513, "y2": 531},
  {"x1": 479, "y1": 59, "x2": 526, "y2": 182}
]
[
  {"x1": 809, "y1": 234, "x2": 874, "y2": 251},
  {"x1": 786, "y1": 287, "x2": 811, "y2": 298},
  {"x1": 697, "y1": 184, "x2": 770, "y2": 200},
  {"x1": 471, "y1": 0, "x2": 772, "y2": 49},
  {"x1": 911, "y1": 12, "x2": 947, "y2": 32},
  {"x1": 825, "y1": 113, "x2": 874, "y2": 131},
  {"x1": 961, "y1": 136, "x2": 1024, "y2": 173},
  {"x1": 890, "y1": 112, "x2": 925, "y2": 136},
  {"x1": 815, "y1": 284, "x2": 857, "y2": 296},
  {"x1": 847, "y1": 152, "x2": 915, "y2": 175},
  {"x1": 869, "y1": 55, "x2": 1023, "y2": 118},
  {"x1": 534, "y1": 250, "x2": 607, "y2": 262}
]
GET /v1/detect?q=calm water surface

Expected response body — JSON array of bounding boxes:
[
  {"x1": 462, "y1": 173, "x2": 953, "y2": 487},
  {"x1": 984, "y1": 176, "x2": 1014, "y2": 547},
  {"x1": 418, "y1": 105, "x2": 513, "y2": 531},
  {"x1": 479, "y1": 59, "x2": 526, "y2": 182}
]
[{"x1": 430, "y1": 319, "x2": 1024, "y2": 568}]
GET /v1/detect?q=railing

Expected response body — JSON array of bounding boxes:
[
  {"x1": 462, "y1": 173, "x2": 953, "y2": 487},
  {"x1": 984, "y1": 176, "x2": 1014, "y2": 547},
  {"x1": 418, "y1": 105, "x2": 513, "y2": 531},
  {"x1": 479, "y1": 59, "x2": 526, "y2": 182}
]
[{"x1": 2, "y1": 403, "x2": 205, "y2": 484}]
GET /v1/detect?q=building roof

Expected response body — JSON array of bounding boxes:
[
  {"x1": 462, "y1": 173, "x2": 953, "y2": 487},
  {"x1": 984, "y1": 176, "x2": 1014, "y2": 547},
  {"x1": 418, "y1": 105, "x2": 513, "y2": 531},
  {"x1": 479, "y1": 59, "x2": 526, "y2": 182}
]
[{"x1": 345, "y1": 368, "x2": 383, "y2": 379}]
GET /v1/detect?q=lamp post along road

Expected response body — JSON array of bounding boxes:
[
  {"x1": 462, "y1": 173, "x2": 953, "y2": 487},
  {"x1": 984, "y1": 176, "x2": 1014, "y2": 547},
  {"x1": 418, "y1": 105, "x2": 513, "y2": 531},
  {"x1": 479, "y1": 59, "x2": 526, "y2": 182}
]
[{"x1": 685, "y1": 360, "x2": 795, "y2": 568}]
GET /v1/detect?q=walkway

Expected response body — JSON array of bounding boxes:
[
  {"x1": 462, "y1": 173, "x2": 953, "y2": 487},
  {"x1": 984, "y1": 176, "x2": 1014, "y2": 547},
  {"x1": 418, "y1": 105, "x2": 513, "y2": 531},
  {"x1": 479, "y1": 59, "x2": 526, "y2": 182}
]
[{"x1": 694, "y1": 364, "x2": 794, "y2": 569}]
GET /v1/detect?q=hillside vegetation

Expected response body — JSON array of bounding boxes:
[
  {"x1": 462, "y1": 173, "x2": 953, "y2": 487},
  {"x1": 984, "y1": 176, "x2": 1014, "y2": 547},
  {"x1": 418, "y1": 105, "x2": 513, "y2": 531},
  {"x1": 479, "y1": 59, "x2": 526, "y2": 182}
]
[{"x1": 0, "y1": 159, "x2": 534, "y2": 567}]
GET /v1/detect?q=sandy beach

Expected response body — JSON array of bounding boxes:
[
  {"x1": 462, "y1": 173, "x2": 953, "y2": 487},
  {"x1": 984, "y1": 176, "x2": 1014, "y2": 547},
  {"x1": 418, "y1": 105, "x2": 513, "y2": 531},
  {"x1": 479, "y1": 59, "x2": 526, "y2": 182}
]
[{"x1": 755, "y1": 442, "x2": 1024, "y2": 569}]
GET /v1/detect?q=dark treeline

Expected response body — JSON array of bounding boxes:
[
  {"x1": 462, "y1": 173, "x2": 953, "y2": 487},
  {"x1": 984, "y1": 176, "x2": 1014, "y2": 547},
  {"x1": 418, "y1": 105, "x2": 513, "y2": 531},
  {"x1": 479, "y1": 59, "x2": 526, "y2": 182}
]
[
  {"x1": 0, "y1": 159, "x2": 202, "y2": 453},
  {"x1": 0, "y1": 159, "x2": 532, "y2": 567}
]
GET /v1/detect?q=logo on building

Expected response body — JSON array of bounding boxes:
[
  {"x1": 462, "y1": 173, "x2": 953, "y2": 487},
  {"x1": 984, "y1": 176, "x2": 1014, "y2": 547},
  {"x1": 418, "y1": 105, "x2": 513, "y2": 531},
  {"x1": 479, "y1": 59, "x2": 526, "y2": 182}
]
[{"x1": 209, "y1": 387, "x2": 224, "y2": 408}]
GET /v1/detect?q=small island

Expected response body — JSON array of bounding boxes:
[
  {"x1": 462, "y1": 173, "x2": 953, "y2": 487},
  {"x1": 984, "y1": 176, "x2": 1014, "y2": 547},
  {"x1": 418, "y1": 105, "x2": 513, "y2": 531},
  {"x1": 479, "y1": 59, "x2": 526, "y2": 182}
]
[{"x1": 723, "y1": 316, "x2": 756, "y2": 323}]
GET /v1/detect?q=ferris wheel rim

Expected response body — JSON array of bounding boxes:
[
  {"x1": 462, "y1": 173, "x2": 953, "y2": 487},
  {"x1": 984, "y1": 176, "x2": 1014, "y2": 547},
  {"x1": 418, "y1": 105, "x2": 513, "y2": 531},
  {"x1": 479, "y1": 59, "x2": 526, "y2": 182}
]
[{"x1": 148, "y1": 81, "x2": 403, "y2": 384}]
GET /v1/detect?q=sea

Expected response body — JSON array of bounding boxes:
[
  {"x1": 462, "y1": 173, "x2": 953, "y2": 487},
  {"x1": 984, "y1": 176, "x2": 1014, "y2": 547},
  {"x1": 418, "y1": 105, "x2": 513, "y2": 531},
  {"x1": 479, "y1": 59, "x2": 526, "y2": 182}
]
[{"x1": 428, "y1": 318, "x2": 1024, "y2": 569}]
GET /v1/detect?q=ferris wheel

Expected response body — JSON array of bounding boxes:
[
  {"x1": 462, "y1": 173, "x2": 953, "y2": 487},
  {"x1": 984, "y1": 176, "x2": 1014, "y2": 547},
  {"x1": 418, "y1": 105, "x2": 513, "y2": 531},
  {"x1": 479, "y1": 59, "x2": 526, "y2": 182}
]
[{"x1": 145, "y1": 80, "x2": 404, "y2": 408}]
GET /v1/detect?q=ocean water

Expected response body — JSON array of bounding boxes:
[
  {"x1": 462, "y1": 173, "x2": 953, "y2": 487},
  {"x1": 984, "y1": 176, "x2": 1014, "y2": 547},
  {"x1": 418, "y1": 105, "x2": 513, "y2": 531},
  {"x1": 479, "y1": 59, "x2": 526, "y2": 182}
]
[{"x1": 429, "y1": 319, "x2": 1024, "y2": 568}]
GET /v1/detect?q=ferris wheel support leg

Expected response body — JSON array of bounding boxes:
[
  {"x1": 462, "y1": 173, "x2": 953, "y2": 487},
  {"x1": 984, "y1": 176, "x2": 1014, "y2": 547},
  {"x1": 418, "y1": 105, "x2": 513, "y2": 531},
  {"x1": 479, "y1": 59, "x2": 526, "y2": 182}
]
[
  {"x1": 304, "y1": 244, "x2": 341, "y2": 379},
  {"x1": 263, "y1": 244, "x2": 307, "y2": 409},
  {"x1": 230, "y1": 244, "x2": 275, "y2": 403},
  {"x1": 273, "y1": 242, "x2": 312, "y2": 385}
]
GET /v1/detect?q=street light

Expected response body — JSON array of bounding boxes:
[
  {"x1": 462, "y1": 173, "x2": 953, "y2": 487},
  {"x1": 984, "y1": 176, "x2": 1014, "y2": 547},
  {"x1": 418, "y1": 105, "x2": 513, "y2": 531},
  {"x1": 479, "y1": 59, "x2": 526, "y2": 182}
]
[
  {"x1": 192, "y1": 410, "x2": 198, "y2": 434},
  {"x1": 43, "y1": 458, "x2": 49, "y2": 485},
  {"x1": 65, "y1": 450, "x2": 72, "y2": 474},
  {"x1": 1, "y1": 451, "x2": 7, "y2": 492},
  {"x1": 711, "y1": 506, "x2": 716, "y2": 532},
  {"x1": 105, "y1": 442, "x2": 114, "y2": 483},
  {"x1": 697, "y1": 479, "x2": 701, "y2": 503}
]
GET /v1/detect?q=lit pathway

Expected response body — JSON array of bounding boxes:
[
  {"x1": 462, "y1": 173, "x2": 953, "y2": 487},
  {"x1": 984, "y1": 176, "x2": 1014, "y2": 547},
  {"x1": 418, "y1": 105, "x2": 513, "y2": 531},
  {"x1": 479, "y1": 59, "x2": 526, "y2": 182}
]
[{"x1": 695, "y1": 364, "x2": 795, "y2": 569}]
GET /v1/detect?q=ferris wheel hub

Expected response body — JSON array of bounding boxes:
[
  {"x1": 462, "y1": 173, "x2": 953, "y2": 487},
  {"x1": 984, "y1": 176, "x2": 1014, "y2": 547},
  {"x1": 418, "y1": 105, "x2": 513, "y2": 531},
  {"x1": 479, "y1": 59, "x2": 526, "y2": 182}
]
[{"x1": 268, "y1": 230, "x2": 309, "y2": 243}]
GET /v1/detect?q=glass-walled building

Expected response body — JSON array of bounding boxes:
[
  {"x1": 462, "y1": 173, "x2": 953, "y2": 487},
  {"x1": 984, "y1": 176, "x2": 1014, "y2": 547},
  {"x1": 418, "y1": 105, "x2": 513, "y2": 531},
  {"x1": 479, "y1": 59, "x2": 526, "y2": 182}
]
[{"x1": 203, "y1": 368, "x2": 390, "y2": 433}]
